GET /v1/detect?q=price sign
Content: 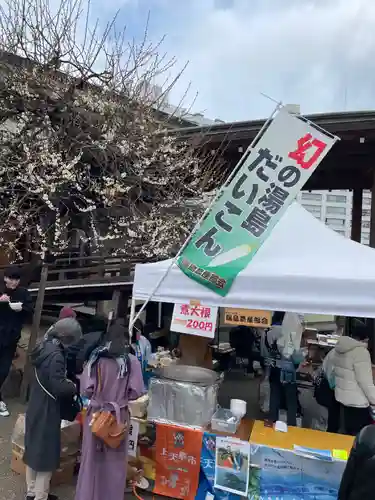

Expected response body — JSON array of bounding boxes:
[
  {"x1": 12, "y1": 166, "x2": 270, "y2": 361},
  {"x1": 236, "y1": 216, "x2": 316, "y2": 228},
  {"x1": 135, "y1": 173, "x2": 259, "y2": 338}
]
[
  {"x1": 171, "y1": 302, "x2": 218, "y2": 339},
  {"x1": 128, "y1": 418, "x2": 140, "y2": 458}
]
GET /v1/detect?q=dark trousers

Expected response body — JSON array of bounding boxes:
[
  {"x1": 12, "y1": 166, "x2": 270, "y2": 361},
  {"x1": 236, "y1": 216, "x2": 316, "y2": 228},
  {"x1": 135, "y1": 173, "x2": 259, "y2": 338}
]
[
  {"x1": 343, "y1": 405, "x2": 372, "y2": 436},
  {"x1": 327, "y1": 395, "x2": 341, "y2": 433},
  {"x1": 269, "y1": 379, "x2": 297, "y2": 426},
  {"x1": 246, "y1": 351, "x2": 264, "y2": 374},
  {"x1": 0, "y1": 343, "x2": 18, "y2": 400}
]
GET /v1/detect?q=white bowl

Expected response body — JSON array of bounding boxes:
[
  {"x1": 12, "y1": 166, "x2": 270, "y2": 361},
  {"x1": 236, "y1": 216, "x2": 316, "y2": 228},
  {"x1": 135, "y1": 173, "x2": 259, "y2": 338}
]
[
  {"x1": 9, "y1": 302, "x2": 22, "y2": 310},
  {"x1": 230, "y1": 398, "x2": 247, "y2": 419}
]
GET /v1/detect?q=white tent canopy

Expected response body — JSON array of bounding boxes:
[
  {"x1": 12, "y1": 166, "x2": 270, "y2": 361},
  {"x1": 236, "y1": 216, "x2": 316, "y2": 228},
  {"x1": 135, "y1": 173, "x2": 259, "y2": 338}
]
[{"x1": 133, "y1": 202, "x2": 375, "y2": 318}]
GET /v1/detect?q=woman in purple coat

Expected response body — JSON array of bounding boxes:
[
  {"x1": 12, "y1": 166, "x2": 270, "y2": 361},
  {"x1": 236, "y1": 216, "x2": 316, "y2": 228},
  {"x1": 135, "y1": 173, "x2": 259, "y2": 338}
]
[{"x1": 75, "y1": 322, "x2": 144, "y2": 500}]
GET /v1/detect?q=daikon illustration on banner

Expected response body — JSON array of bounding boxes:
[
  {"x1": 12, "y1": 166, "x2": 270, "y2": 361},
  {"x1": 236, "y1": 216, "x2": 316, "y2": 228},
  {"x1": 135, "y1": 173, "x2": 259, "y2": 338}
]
[{"x1": 178, "y1": 108, "x2": 337, "y2": 296}]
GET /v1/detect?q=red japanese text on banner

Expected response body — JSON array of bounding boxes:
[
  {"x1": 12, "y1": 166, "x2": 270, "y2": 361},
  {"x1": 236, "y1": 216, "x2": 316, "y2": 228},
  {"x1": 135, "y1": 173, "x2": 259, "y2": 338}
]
[
  {"x1": 178, "y1": 108, "x2": 337, "y2": 296},
  {"x1": 171, "y1": 302, "x2": 218, "y2": 339}
]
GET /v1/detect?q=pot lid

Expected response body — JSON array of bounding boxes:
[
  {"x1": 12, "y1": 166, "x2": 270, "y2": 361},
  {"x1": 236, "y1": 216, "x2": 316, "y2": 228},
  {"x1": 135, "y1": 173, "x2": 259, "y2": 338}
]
[{"x1": 158, "y1": 364, "x2": 219, "y2": 385}]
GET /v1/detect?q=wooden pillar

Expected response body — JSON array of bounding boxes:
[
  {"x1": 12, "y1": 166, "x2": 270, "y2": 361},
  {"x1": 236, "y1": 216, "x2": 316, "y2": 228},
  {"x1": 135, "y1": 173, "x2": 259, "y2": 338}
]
[
  {"x1": 110, "y1": 289, "x2": 121, "y2": 320},
  {"x1": 117, "y1": 290, "x2": 130, "y2": 319},
  {"x1": 370, "y1": 170, "x2": 375, "y2": 247},
  {"x1": 348, "y1": 189, "x2": 364, "y2": 341},
  {"x1": 351, "y1": 189, "x2": 363, "y2": 242}
]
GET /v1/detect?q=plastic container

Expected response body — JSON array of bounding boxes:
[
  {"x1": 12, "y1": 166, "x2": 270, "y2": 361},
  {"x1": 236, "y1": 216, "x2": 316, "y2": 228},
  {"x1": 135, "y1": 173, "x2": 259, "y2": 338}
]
[
  {"x1": 129, "y1": 394, "x2": 149, "y2": 418},
  {"x1": 211, "y1": 408, "x2": 240, "y2": 434},
  {"x1": 230, "y1": 399, "x2": 247, "y2": 419}
]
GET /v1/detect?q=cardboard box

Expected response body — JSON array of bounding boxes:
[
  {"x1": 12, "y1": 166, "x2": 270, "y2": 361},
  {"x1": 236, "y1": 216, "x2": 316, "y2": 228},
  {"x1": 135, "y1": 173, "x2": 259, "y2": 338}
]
[
  {"x1": 11, "y1": 450, "x2": 76, "y2": 487},
  {"x1": 12, "y1": 414, "x2": 81, "y2": 459}
]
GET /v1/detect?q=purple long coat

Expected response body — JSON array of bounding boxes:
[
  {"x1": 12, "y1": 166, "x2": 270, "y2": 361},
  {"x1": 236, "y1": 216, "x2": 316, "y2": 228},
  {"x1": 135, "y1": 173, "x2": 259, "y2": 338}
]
[{"x1": 75, "y1": 354, "x2": 144, "y2": 500}]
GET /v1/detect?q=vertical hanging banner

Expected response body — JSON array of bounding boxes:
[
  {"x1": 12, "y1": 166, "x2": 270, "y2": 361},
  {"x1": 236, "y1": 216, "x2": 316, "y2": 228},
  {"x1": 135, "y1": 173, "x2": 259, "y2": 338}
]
[
  {"x1": 178, "y1": 108, "x2": 337, "y2": 296},
  {"x1": 154, "y1": 423, "x2": 203, "y2": 500}
]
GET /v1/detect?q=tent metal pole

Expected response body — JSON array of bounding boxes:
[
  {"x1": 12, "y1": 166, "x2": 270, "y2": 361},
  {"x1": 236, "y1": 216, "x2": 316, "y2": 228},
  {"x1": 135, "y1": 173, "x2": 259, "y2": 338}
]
[{"x1": 129, "y1": 297, "x2": 136, "y2": 341}]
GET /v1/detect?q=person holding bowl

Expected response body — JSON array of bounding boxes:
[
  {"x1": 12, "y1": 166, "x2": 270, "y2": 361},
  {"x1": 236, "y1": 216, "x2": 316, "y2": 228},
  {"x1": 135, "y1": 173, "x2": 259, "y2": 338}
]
[{"x1": 0, "y1": 266, "x2": 33, "y2": 416}]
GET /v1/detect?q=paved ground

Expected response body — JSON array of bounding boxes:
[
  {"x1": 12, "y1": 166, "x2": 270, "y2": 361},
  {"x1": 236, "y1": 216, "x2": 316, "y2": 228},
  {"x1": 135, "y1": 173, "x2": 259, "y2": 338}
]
[
  {"x1": 0, "y1": 400, "x2": 76, "y2": 500},
  {"x1": 0, "y1": 372, "x2": 260, "y2": 500}
]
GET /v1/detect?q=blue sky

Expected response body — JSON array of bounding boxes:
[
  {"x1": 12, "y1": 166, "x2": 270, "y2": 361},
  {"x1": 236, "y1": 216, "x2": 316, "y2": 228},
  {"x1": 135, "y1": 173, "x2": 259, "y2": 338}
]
[{"x1": 90, "y1": 0, "x2": 375, "y2": 122}]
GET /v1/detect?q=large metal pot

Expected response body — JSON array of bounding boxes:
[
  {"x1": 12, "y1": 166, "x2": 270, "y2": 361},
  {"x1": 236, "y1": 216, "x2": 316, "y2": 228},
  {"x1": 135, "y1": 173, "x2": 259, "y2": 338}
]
[{"x1": 148, "y1": 364, "x2": 221, "y2": 427}]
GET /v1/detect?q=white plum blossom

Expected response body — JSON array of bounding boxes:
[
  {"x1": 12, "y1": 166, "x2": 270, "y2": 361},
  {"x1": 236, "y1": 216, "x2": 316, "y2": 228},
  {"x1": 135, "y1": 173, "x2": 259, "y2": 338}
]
[{"x1": 0, "y1": 0, "x2": 216, "y2": 262}]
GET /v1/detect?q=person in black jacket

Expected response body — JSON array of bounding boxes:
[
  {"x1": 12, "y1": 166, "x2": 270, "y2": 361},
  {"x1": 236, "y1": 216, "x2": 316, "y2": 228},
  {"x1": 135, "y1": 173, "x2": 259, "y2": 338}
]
[
  {"x1": 229, "y1": 325, "x2": 262, "y2": 376},
  {"x1": 23, "y1": 317, "x2": 82, "y2": 500},
  {"x1": 338, "y1": 425, "x2": 375, "y2": 500},
  {"x1": 0, "y1": 266, "x2": 33, "y2": 416}
]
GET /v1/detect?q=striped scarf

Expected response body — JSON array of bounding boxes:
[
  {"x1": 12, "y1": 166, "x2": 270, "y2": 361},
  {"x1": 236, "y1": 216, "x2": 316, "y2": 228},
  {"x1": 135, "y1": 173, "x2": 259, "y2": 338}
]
[{"x1": 86, "y1": 341, "x2": 129, "y2": 378}]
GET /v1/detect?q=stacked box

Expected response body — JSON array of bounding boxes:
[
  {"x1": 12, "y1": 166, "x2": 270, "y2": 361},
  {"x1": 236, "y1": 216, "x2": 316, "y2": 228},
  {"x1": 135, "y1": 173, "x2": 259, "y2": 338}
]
[
  {"x1": 11, "y1": 449, "x2": 76, "y2": 486},
  {"x1": 11, "y1": 414, "x2": 81, "y2": 486}
]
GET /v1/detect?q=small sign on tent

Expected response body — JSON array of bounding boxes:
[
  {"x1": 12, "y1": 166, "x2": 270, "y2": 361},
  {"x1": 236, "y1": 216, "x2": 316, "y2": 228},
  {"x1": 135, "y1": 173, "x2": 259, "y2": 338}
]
[
  {"x1": 224, "y1": 308, "x2": 271, "y2": 328},
  {"x1": 178, "y1": 108, "x2": 337, "y2": 296},
  {"x1": 171, "y1": 301, "x2": 218, "y2": 339}
]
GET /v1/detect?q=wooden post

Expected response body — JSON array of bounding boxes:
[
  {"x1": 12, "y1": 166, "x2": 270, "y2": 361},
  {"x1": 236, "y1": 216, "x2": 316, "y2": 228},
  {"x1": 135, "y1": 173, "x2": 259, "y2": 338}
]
[
  {"x1": 20, "y1": 263, "x2": 49, "y2": 402},
  {"x1": 96, "y1": 301, "x2": 106, "y2": 316},
  {"x1": 117, "y1": 290, "x2": 130, "y2": 320},
  {"x1": 351, "y1": 188, "x2": 363, "y2": 242},
  {"x1": 110, "y1": 289, "x2": 121, "y2": 320}
]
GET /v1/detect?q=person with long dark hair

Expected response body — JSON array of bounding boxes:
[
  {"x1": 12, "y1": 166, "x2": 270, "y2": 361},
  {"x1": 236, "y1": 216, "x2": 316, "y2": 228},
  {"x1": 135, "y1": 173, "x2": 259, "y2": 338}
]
[{"x1": 75, "y1": 321, "x2": 144, "y2": 500}]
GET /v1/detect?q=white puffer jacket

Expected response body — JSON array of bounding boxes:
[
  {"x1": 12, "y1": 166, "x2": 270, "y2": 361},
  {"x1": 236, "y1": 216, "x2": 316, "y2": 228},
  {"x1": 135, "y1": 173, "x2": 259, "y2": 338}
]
[{"x1": 333, "y1": 336, "x2": 375, "y2": 408}]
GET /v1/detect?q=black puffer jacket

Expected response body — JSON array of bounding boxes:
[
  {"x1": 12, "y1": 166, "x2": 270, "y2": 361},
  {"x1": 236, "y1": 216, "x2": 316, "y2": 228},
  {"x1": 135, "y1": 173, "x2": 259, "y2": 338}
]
[{"x1": 338, "y1": 425, "x2": 375, "y2": 500}]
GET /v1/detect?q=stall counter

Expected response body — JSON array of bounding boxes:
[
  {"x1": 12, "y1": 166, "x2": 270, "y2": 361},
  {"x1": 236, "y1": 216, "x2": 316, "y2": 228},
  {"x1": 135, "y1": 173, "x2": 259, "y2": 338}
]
[
  {"x1": 250, "y1": 419, "x2": 354, "y2": 453},
  {"x1": 248, "y1": 421, "x2": 354, "y2": 499}
]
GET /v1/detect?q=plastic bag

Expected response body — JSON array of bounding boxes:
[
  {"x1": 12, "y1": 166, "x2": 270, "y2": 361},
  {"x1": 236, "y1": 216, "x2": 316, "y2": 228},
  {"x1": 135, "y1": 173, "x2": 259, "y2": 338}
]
[
  {"x1": 11, "y1": 414, "x2": 25, "y2": 451},
  {"x1": 60, "y1": 420, "x2": 81, "y2": 457}
]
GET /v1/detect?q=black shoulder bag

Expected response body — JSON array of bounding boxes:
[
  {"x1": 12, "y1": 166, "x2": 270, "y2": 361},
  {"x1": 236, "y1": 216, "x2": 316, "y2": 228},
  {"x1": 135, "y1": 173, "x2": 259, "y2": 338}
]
[
  {"x1": 35, "y1": 368, "x2": 83, "y2": 422},
  {"x1": 313, "y1": 368, "x2": 334, "y2": 409}
]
